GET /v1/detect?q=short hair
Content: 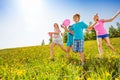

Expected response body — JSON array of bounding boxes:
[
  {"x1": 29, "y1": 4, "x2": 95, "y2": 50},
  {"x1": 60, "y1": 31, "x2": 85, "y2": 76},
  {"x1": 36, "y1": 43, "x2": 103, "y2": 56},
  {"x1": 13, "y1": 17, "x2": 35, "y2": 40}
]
[{"x1": 73, "y1": 14, "x2": 80, "y2": 19}]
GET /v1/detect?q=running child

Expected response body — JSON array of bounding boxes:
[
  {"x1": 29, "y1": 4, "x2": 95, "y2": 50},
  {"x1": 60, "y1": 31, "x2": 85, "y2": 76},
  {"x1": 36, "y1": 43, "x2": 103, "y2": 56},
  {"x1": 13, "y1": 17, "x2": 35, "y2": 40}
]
[{"x1": 49, "y1": 23, "x2": 67, "y2": 60}]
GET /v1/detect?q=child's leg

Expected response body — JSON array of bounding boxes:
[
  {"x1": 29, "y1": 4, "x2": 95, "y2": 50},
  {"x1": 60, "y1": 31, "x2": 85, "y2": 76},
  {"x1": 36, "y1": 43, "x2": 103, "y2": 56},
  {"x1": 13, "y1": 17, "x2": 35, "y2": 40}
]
[
  {"x1": 50, "y1": 42, "x2": 56, "y2": 58},
  {"x1": 104, "y1": 37, "x2": 115, "y2": 51},
  {"x1": 59, "y1": 44, "x2": 67, "y2": 53},
  {"x1": 79, "y1": 52, "x2": 84, "y2": 65},
  {"x1": 97, "y1": 38, "x2": 103, "y2": 56},
  {"x1": 66, "y1": 46, "x2": 71, "y2": 58}
]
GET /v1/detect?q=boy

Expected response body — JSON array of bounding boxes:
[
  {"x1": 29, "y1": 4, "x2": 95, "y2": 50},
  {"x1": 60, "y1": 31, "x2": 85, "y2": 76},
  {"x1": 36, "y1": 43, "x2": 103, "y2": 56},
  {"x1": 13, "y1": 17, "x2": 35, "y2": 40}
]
[{"x1": 64, "y1": 14, "x2": 88, "y2": 65}]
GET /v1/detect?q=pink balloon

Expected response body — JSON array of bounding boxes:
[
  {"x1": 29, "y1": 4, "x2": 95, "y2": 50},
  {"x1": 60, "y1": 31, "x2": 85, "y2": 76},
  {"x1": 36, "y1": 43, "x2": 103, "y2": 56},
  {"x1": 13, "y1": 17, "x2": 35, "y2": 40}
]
[{"x1": 62, "y1": 19, "x2": 70, "y2": 27}]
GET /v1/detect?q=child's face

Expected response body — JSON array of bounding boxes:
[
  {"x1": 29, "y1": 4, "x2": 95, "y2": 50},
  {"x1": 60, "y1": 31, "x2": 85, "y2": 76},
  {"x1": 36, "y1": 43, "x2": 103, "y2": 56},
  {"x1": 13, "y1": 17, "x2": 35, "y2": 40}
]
[
  {"x1": 73, "y1": 16, "x2": 80, "y2": 23},
  {"x1": 54, "y1": 23, "x2": 58, "y2": 29},
  {"x1": 93, "y1": 14, "x2": 99, "y2": 22}
]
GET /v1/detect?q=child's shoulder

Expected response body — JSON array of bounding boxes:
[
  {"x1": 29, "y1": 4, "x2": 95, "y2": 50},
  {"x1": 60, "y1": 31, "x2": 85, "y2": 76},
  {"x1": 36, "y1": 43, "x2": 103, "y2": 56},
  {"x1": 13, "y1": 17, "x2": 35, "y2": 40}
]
[{"x1": 79, "y1": 21, "x2": 85, "y2": 24}]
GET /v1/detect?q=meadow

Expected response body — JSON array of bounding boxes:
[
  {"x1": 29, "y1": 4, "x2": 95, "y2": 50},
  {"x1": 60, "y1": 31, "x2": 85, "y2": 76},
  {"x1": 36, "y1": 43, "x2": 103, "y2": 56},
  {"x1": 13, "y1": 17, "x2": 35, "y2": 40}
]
[{"x1": 0, "y1": 38, "x2": 120, "y2": 80}]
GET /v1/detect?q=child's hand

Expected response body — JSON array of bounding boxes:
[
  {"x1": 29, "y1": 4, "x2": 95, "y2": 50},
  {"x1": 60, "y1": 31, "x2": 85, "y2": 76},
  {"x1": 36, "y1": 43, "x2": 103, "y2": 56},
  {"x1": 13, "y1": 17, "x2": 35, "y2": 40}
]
[
  {"x1": 48, "y1": 32, "x2": 52, "y2": 37},
  {"x1": 119, "y1": 10, "x2": 120, "y2": 14},
  {"x1": 61, "y1": 25, "x2": 65, "y2": 29},
  {"x1": 117, "y1": 10, "x2": 120, "y2": 14}
]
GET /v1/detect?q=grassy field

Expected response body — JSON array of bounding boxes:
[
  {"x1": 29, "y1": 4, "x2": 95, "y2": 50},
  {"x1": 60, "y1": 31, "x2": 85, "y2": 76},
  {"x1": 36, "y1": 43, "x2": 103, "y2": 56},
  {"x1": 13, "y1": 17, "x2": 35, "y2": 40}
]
[{"x1": 0, "y1": 38, "x2": 120, "y2": 80}]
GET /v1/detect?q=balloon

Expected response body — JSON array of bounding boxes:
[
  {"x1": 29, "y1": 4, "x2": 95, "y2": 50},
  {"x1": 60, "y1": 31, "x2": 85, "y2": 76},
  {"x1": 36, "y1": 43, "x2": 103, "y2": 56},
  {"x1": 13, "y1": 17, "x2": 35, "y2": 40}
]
[{"x1": 62, "y1": 19, "x2": 70, "y2": 27}]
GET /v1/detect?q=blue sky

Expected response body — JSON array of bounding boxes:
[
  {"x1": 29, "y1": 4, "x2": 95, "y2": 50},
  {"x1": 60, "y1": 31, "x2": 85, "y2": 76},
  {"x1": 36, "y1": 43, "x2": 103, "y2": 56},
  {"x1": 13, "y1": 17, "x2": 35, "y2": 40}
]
[{"x1": 0, "y1": 0, "x2": 120, "y2": 49}]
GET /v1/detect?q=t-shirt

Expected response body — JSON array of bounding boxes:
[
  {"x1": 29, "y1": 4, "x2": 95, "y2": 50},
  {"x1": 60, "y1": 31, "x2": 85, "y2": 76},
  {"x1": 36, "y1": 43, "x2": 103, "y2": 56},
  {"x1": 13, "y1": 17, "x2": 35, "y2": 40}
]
[
  {"x1": 71, "y1": 21, "x2": 88, "y2": 40},
  {"x1": 94, "y1": 19, "x2": 107, "y2": 36},
  {"x1": 67, "y1": 26, "x2": 73, "y2": 43}
]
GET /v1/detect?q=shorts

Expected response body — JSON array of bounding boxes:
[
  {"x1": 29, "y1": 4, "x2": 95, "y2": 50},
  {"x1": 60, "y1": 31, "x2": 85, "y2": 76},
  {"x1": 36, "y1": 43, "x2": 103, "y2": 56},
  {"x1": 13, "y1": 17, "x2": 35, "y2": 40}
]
[
  {"x1": 97, "y1": 34, "x2": 109, "y2": 39},
  {"x1": 53, "y1": 37, "x2": 63, "y2": 45},
  {"x1": 73, "y1": 39, "x2": 84, "y2": 52},
  {"x1": 67, "y1": 41, "x2": 73, "y2": 47}
]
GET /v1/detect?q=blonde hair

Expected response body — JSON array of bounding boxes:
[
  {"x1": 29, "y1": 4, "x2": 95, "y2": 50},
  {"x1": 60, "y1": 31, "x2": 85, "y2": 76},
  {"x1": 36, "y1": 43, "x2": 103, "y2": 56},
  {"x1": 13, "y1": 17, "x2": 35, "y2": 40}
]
[{"x1": 54, "y1": 23, "x2": 60, "y2": 32}]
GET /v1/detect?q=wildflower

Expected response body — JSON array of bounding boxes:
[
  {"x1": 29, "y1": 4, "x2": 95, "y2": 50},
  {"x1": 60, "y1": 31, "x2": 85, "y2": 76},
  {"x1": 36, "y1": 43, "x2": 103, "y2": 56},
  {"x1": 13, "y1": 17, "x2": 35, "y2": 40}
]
[
  {"x1": 16, "y1": 70, "x2": 26, "y2": 76},
  {"x1": 64, "y1": 78, "x2": 67, "y2": 80},
  {"x1": 87, "y1": 77, "x2": 92, "y2": 80},
  {"x1": 77, "y1": 77, "x2": 82, "y2": 80},
  {"x1": 115, "y1": 78, "x2": 119, "y2": 80},
  {"x1": 105, "y1": 71, "x2": 110, "y2": 77},
  {"x1": 74, "y1": 61, "x2": 76, "y2": 64}
]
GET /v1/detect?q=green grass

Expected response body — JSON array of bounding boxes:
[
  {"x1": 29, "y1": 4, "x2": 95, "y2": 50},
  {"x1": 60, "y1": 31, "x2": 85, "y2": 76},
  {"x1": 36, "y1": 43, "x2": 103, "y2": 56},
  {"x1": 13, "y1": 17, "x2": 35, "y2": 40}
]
[{"x1": 0, "y1": 38, "x2": 120, "y2": 80}]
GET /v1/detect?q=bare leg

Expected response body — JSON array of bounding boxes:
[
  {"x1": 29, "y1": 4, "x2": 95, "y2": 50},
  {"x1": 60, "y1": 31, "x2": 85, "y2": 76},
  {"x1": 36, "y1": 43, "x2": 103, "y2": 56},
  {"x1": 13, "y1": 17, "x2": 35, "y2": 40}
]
[
  {"x1": 59, "y1": 44, "x2": 67, "y2": 53},
  {"x1": 79, "y1": 52, "x2": 84, "y2": 65},
  {"x1": 97, "y1": 38, "x2": 103, "y2": 56},
  {"x1": 104, "y1": 37, "x2": 115, "y2": 52},
  {"x1": 50, "y1": 42, "x2": 56, "y2": 58},
  {"x1": 66, "y1": 46, "x2": 71, "y2": 58}
]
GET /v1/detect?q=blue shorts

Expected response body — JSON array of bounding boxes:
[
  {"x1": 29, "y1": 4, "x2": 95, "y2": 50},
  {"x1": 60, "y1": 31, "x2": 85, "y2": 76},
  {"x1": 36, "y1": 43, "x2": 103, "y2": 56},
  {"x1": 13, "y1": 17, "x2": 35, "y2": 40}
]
[
  {"x1": 67, "y1": 42, "x2": 73, "y2": 47},
  {"x1": 73, "y1": 39, "x2": 84, "y2": 52},
  {"x1": 97, "y1": 34, "x2": 109, "y2": 39}
]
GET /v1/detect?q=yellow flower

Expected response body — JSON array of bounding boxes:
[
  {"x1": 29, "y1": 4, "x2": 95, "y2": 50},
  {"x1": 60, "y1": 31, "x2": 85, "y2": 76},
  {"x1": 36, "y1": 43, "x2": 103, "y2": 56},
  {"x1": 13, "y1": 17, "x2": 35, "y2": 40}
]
[
  {"x1": 105, "y1": 71, "x2": 110, "y2": 77},
  {"x1": 77, "y1": 77, "x2": 82, "y2": 80},
  {"x1": 64, "y1": 78, "x2": 67, "y2": 80},
  {"x1": 87, "y1": 77, "x2": 92, "y2": 80},
  {"x1": 115, "y1": 78, "x2": 119, "y2": 80},
  {"x1": 16, "y1": 70, "x2": 26, "y2": 76},
  {"x1": 74, "y1": 61, "x2": 76, "y2": 64}
]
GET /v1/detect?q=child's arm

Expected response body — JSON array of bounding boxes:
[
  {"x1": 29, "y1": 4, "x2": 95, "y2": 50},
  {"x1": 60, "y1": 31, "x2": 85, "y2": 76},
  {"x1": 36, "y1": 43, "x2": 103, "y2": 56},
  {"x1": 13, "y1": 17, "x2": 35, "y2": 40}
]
[
  {"x1": 49, "y1": 32, "x2": 59, "y2": 34},
  {"x1": 103, "y1": 10, "x2": 120, "y2": 22},
  {"x1": 61, "y1": 25, "x2": 74, "y2": 34},
  {"x1": 87, "y1": 22, "x2": 97, "y2": 31}
]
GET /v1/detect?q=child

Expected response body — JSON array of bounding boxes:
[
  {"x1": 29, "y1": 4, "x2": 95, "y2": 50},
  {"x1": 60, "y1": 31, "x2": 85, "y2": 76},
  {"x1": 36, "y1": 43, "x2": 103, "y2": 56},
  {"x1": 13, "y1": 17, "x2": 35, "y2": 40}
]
[
  {"x1": 88, "y1": 10, "x2": 120, "y2": 56},
  {"x1": 61, "y1": 25, "x2": 73, "y2": 58},
  {"x1": 49, "y1": 23, "x2": 67, "y2": 60},
  {"x1": 63, "y1": 14, "x2": 88, "y2": 65}
]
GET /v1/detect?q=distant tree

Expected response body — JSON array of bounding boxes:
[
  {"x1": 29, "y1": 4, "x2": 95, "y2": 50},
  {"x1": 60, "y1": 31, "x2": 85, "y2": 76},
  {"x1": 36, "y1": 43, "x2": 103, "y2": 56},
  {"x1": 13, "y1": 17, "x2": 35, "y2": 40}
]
[
  {"x1": 41, "y1": 40, "x2": 45, "y2": 46},
  {"x1": 89, "y1": 21, "x2": 92, "y2": 26},
  {"x1": 109, "y1": 25, "x2": 118, "y2": 38},
  {"x1": 84, "y1": 21, "x2": 96, "y2": 40},
  {"x1": 49, "y1": 37, "x2": 52, "y2": 44},
  {"x1": 116, "y1": 22, "x2": 120, "y2": 37},
  {"x1": 84, "y1": 31, "x2": 90, "y2": 41}
]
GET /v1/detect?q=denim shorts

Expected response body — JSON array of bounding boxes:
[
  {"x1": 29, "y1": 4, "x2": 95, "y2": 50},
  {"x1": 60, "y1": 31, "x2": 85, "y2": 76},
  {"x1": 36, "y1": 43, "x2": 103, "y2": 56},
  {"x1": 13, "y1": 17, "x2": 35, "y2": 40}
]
[
  {"x1": 97, "y1": 34, "x2": 109, "y2": 39},
  {"x1": 73, "y1": 39, "x2": 84, "y2": 52}
]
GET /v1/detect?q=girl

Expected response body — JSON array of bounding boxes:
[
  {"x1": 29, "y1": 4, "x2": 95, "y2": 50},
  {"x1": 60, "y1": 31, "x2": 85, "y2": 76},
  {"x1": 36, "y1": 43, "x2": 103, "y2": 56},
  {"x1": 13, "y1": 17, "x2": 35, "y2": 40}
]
[
  {"x1": 49, "y1": 23, "x2": 67, "y2": 60},
  {"x1": 88, "y1": 10, "x2": 120, "y2": 56}
]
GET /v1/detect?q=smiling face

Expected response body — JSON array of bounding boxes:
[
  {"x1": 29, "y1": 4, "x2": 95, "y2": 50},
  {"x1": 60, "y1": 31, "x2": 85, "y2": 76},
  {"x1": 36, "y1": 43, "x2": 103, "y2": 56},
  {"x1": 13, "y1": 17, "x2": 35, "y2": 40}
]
[
  {"x1": 93, "y1": 13, "x2": 99, "y2": 22},
  {"x1": 73, "y1": 14, "x2": 80, "y2": 23}
]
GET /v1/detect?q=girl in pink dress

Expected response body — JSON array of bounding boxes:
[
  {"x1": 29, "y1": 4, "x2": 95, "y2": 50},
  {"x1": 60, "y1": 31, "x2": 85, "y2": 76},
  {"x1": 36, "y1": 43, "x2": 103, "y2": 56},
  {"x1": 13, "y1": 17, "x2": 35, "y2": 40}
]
[{"x1": 88, "y1": 10, "x2": 120, "y2": 56}]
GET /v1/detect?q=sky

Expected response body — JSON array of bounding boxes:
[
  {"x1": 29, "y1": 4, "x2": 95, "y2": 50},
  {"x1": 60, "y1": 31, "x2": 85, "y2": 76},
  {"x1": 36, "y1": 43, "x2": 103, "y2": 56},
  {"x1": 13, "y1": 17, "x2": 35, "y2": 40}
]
[{"x1": 0, "y1": 0, "x2": 120, "y2": 49}]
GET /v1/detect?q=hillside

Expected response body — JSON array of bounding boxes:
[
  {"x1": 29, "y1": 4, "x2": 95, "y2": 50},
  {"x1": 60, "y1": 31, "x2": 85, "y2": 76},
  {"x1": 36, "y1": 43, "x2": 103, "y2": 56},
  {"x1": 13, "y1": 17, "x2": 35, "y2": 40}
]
[{"x1": 0, "y1": 38, "x2": 120, "y2": 80}]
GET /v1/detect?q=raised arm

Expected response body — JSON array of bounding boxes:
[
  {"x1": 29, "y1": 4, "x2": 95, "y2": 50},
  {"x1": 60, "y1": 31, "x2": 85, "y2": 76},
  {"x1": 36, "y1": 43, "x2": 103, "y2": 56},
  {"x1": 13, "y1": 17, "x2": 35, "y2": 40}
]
[
  {"x1": 49, "y1": 32, "x2": 59, "y2": 34},
  {"x1": 103, "y1": 10, "x2": 120, "y2": 22},
  {"x1": 61, "y1": 25, "x2": 74, "y2": 34},
  {"x1": 87, "y1": 22, "x2": 97, "y2": 31}
]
